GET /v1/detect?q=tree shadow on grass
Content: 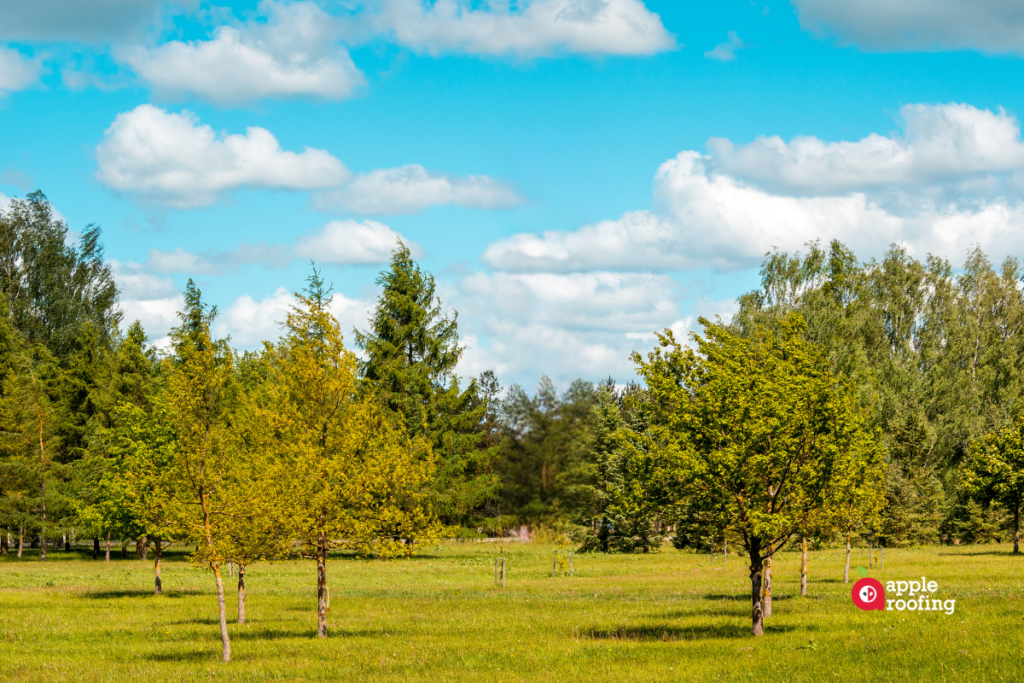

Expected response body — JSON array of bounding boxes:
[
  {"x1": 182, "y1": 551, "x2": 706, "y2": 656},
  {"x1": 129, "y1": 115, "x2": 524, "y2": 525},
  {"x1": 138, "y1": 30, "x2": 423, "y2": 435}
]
[
  {"x1": 579, "y1": 622, "x2": 799, "y2": 642},
  {"x1": 231, "y1": 627, "x2": 384, "y2": 641},
  {"x1": 144, "y1": 650, "x2": 215, "y2": 662},
  {"x1": 83, "y1": 589, "x2": 203, "y2": 600},
  {"x1": 937, "y1": 550, "x2": 1020, "y2": 557},
  {"x1": 699, "y1": 593, "x2": 793, "y2": 602}
]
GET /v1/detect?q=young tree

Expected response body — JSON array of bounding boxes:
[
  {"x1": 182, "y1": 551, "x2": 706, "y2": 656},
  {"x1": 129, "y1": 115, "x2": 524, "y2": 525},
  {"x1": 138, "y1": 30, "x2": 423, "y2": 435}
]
[
  {"x1": 162, "y1": 281, "x2": 238, "y2": 662},
  {"x1": 355, "y1": 244, "x2": 498, "y2": 526},
  {"x1": 962, "y1": 417, "x2": 1024, "y2": 553},
  {"x1": 266, "y1": 271, "x2": 441, "y2": 637},
  {"x1": 635, "y1": 315, "x2": 883, "y2": 636}
]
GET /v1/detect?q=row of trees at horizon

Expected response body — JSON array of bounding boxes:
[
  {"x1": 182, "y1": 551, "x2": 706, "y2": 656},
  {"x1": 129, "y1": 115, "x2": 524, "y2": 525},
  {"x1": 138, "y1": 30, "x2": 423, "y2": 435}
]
[{"x1": 3, "y1": 191, "x2": 1024, "y2": 641}]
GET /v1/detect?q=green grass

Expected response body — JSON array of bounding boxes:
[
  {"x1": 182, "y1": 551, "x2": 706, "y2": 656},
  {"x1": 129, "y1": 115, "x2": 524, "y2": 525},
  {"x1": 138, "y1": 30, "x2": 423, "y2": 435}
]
[{"x1": 0, "y1": 541, "x2": 1022, "y2": 681}]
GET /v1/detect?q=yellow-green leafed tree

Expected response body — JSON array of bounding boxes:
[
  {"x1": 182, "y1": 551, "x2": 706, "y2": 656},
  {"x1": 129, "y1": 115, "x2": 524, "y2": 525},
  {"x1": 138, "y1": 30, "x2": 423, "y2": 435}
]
[
  {"x1": 163, "y1": 280, "x2": 239, "y2": 663},
  {"x1": 263, "y1": 270, "x2": 441, "y2": 638}
]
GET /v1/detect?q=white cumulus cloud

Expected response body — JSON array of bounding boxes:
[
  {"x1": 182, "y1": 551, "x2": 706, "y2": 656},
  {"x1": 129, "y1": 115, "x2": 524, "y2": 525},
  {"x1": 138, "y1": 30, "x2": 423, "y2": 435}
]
[
  {"x1": 95, "y1": 104, "x2": 350, "y2": 208},
  {"x1": 313, "y1": 164, "x2": 522, "y2": 215},
  {"x1": 446, "y1": 271, "x2": 729, "y2": 385},
  {"x1": 0, "y1": 47, "x2": 44, "y2": 96},
  {"x1": 293, "y1": 219, "x2": 424, "y2": 264},
  {"x1": 214, "y1": 286, "x2": 375, "y2": 346},
  {"x1": 484, "y1": 102, "x2": 1024, "y2": 273},
  {"x1": 709, "y1": 103, "x2": 1024, "y2": 195},
  {"x1": 122, "y1": 0, "x2": 364, "y2": 105},
  {"x1": 360, "y1": 0, "x2": 675, "y2": 57},
  {"x1": 794, "y1": 0, "x2": 1024, "y2": 54}
]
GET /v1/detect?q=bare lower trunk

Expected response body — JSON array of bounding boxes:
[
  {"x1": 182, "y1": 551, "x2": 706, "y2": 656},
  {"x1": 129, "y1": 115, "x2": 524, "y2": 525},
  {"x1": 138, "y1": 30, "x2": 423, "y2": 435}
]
[
  {"x1": 92, "y1": 537, "x2": 99, "y2": 559},
  {"x1": 749, "y1": 541, "x2": 764, "y2": 637},
  {"x1": 1015, "y1": 508, "x2": 1020, "y2": 554},
  {"x1": 105, "y1": 534, "x2": 110, "y2": 562},
  {"x1": 800, "y1": 537, "x2": 808, "y2": 597},
  {"x1": 154, "y1": 536, "x2": 163, "y2": 594},
  {"x1": 880, "y1": 544, "x2": 884, "y2": 569},
  {"x1": 1, "y1": 531, "x2": 7, "y2": 555},
  {"x1": 762, "y1": 556, "x2": 773, "y2": 619},
  {"x1": 63, "y1": 534, "x2": 69, "y2": 551},
  {"x1": 40, "y1": 480, "x2": 46, "y2": 562},
  {"x1": 237, "y1": 564, "x2": 246, "y2": 625},
  {"x1": 843, "y1": 531, "x2": 851, "y2": 584},
  {"x1": 868, "y1": 540, "x2": 873, "y2": 568},
  {"x1": 723, "y1": 540, "x2": 728, "y2": 562},
  {"x1": 213, "y1": 564, "x2": 230, "y2": 663},
  {"x1": 316, "y1": 537, "x2": 328, "y2": 638},
  {"x1": 17, "y1": 528, "x2": 23, "y2": 558},
  {"x1": 137, "y1": 536, "x2": 148, "y2": 560}
]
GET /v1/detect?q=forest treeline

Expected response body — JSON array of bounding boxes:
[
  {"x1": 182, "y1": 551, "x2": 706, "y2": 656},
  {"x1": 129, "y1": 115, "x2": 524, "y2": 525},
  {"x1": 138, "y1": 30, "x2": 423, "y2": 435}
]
[{"x1": 3, "y1": 191, "x2": 1024, "y2": 642}]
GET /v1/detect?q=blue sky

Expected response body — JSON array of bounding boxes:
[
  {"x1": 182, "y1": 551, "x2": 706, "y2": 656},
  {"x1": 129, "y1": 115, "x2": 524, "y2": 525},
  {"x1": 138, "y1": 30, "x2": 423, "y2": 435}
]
[{"x1": 3, "y1": 0, "x2": 1024, "y2": 388}]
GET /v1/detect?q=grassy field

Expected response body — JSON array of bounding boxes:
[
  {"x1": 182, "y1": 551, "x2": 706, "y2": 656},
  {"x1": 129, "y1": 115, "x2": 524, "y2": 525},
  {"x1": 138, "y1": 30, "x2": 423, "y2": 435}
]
[{"x1": 0, "y1": 540, "x2": 1021, "y2": 681}]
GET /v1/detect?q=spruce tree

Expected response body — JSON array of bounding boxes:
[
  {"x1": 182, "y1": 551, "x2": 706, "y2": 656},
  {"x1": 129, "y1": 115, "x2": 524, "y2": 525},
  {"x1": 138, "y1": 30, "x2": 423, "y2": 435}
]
[{"x1": 355, "y1": 244, "x2": 498, "y2": 525}]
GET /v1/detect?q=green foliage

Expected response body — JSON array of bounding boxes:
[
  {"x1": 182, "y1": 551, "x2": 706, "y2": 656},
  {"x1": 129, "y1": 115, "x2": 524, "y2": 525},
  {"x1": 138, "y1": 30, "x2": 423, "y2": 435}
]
[
  {"x1": 496, "y1": 377, "x2": 599, "y2": 530},
  {"x1": 961, "y1": 415, "x2": 1024, "y2": 550},
  {"x1": 355, "y1": 244, "x2": 499, "y2": 525}
]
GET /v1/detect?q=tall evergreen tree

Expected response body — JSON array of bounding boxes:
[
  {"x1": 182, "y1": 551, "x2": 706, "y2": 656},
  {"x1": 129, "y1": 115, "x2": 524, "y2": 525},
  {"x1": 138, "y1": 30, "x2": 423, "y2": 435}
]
[{"x1": 355, "y1": 244, "x2": 498, "y2": 525}]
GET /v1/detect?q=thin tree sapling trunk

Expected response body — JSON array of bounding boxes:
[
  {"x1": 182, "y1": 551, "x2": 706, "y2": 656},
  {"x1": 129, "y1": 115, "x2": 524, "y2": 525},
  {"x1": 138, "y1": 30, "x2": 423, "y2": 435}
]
[
  {"x1": 800, "y1": 536, "x2": 808, "y2": 597},
  {"x1": 748, "y1": 541, "x2": 765, "y2": 637},
  {"x1": 63, "y1": 534, "x2": 70, "y2": 551},
  {"x1": 213, "y1": 562, "x2": 230, "y2": 663},
  {"x1": 105, "y1": 534, "x2": 110, "y2": 562},
  {"x1": 1, "y1": 531, "x2": 7, "y2": 555},
  {"x1": 317, "y1": 535, "x2": 328, "y2": 638},
  {"x1": 880, "y1": 544, "x2": 884, "y2": 569},
  {"x1": 154, "y1": 536, "x2": 163, "y2": 594},
  {"x1": 763, "y1": 556, "x2": 773, "y2": 619},
  {"x1": 1014, "y1": 506, "x2": 1020, "y2": 554},
  {"x1": 843, "y1": 530, "x2": 851, "y2": 583},
  {"x1": 237, "y1": 564, "x2": 245, "y2": 625},
  {"x1": 93, "y1": 537, "x2": 99, "y2": 559},
  {"x1": 17, "y1": 528, "x2": 23, "y2": 557}
]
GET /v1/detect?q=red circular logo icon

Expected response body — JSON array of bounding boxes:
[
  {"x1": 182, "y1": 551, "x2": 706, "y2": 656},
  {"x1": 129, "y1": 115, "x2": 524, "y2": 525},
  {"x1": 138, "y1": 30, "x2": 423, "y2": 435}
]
[{"x1": 852, "y1": 577, "x2": 885, "y2": 611}]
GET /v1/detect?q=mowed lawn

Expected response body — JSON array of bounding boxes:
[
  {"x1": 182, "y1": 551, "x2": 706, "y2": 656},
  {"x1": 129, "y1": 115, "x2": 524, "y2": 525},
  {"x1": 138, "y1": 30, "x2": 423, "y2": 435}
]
[{"x1": 0, "y1": 541, "x2": 1021, "y2": 681}]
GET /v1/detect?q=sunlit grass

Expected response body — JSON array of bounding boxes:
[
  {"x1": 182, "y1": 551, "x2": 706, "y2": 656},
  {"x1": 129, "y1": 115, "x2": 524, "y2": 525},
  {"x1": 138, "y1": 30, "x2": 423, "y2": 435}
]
[{"x1": 0, "y1": 540, "x2": 1021, "y2": 681}]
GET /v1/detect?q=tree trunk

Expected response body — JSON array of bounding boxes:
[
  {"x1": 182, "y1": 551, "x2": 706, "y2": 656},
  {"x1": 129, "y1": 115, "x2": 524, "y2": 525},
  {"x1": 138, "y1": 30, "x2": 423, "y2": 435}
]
[
  {"x1": 317, "y1": 536, "x2": 328, "y2": 638},
  {"x1": 63, "y1": 534, "x2": 70, "y2": 551},
  {"x1": 1014, "y1": 507, "x2": 1020, "y2": 554},
  {"x1": 1, "y1": 531, "x2": 7, "y2": 555},
  {"x1": 154, "y1": 536, "x2": 163, "y2": 594},
  {"x1": 92, "y1": 537, "x2": 99, "y2": 559},
  {"x1": 237, "y1": 564, "x2": 246, "y2": 625},
  {"x1": 40, "y1": 479, "x2": 46, "y2": 562},
  {"x1": 213, "y1": 563, "x2": 231, "y2": 663},
  {"x1": 31, "y1": 536, "x2": 38, "y2": 549},
  {"x1": 868, "y1": 540, "x2": 873, "y2": 568},
  {"x1": 17, "y1": 528, "x2": 23, "y2": 558},
  {"x1": 762, "y1": 556, "x2": 773, "y2": 619},
  {"x1": 800, "y1": 536, "x2": 808, "y2": 597},
  {"x1": 723, "y1": 540, "x2": 727, "y2": 562},
  {"x1": 137, "y1": 536, "x2": 148, "y2": 560},
  {"x1": 843, "y1": 531, "x2": 851, "y2": 584},
  {"x1": 120, "y1": 540, "x2": 127, "y2": 558},
  {"x1": 880, "y1": 544, "x2": 884, "y2": 569},
  {"x1": 748, "y1": 541, "x2": 764, "y2": 637},
  {"x1": 105, "y1": 534, "x2": 110, "y2": 562}
]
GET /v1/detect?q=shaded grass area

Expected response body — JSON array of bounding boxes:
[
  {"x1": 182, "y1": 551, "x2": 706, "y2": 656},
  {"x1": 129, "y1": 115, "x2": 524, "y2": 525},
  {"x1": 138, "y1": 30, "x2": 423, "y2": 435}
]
[{"x1": 0, "y1": 542, "x2": 1022, "y2": 681}]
